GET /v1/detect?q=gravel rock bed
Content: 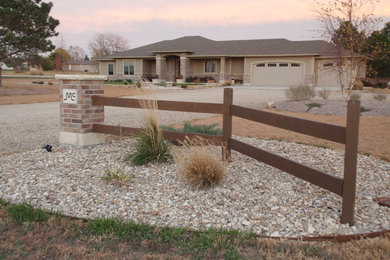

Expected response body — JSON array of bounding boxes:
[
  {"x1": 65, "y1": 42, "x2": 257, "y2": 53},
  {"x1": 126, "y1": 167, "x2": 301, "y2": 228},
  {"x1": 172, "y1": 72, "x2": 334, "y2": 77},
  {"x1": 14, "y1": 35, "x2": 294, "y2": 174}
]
[
  {"x1": 0, "y1": 136, "x2": 389, "y2": 238},
  {"x1": 273, "y1": 100, "x2": 390, "y2": 116}
]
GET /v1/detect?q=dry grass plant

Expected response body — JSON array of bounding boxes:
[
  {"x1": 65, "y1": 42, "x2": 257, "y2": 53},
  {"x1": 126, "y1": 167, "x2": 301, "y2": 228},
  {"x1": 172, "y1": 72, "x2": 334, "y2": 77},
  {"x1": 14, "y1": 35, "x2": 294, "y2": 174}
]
[
  {"x1": 125, "y1": 93, "x2": 172, "y2": 166},
  {"x1": 175, "y1": 137, "x2": 225, "y2": 188},
  {"x1": 285, "y1": 85, "x2": 316, "y2": 101},
  {"x1": 318, "y1": 89, "x2": 331, "y2": 100}
]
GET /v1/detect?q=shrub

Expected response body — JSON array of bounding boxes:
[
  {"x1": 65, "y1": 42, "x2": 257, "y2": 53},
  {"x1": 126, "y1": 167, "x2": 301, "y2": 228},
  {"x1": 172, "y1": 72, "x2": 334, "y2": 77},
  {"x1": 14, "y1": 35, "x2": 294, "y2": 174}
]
[
  {"x1": 373, "y1": 82, "x2": 387, "y2": 89},
  {"x1": 285, "y1": 85, "x2": 316, "y2": 101},
  {"x1": 306, "y1": 103, "x2": 323, "y2": 111},
  {"x1": 181, "y1": 84, "x2": 188, "y2": 89},
  {"x1": 176, "y1": 138, "x2": 224, "y2": 188},
  {"x1": 352, "y1": 80, "x2": 364, "y2": 90},
  {"x1": 350, "y1": 93, "x2": 361, "y2": 100},
  {"x1": 162, "y1": 122, "x2": 222, "y2": 136},
  {"x1": 125, "y1": 99, "x2": 172, "y2": 166},
  {"x1": 373, "y1": 94, "x2": 387, "y2": 102},
  {"x1": 101, "y1": 166, "x2": 132, "y2": 187},
  {"x1": 360, "y1": 106, "x2": 371, "y2": 113},
  {"x1": 318, "y1": 89, "x2": 330, "y2": 100}
]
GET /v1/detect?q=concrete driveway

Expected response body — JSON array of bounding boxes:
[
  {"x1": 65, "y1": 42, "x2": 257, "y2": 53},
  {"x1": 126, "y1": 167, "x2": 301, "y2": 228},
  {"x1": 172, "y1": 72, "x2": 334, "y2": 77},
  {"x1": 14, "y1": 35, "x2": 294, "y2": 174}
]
[{"x1": 0, "y1": 86, "x2": 338, "y2": 155}]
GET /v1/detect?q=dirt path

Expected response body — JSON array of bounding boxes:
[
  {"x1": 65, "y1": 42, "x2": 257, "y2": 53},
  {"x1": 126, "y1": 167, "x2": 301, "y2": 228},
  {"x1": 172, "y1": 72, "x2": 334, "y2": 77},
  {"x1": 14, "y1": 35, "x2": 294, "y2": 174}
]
[{"x1": 183, "y1": 110, "x2": 390, "y2": 161}]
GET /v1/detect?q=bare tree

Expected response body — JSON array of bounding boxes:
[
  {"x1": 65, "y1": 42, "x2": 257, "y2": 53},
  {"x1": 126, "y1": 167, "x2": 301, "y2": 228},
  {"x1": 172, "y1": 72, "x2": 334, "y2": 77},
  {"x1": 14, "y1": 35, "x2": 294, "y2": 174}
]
[
  {"x1": 88, "y1": 33, "x2": 129, "y2": 59},
  {"x1": 315, "y1": 0, "x2": 380, "y2": 98},
  {"x1": 68, "y1": 45, "x2": 86, "y2": 61}
]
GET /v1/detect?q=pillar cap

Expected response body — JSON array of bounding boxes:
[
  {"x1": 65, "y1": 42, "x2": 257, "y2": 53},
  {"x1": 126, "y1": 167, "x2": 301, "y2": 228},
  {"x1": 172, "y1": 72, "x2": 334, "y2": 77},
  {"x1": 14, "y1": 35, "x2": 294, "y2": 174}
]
[{"x1": 55, "y1": 74, "x2": 107, "y2": 81}]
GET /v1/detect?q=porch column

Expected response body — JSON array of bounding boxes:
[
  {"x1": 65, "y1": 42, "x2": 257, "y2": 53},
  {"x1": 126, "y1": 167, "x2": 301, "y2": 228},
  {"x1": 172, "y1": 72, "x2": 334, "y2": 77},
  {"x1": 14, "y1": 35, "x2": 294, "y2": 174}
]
[
  {"x1": 220, "y1": 57, "x2": 226, "y2": 83},
  {"x1": 180, "y1": 56, "x2": 190, "y2": 81},
  {"x1": 156, "y1": 57, "x2": 166, "y2": 81}
]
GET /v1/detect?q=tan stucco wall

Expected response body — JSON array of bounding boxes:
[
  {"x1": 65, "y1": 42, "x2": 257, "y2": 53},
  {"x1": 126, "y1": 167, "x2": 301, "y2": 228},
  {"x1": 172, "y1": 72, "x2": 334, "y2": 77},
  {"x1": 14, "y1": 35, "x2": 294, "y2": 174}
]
[
  {"x1": 231, "y1": 58, "x2": 244, "y2": 74},
  {"x1": 142, "y1": 60, "x2": 156, "y2": 74},
  {"x1": 190, "y1": 59, "x2": 220, "y2": 74}
]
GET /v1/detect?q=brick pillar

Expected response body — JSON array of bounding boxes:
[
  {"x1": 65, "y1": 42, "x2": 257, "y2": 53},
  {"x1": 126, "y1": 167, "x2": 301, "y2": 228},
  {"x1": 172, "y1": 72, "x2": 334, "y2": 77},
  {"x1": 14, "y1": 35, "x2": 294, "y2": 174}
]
[{"x1": 56, "y1": 74, "x2": 107, "y2": 146}]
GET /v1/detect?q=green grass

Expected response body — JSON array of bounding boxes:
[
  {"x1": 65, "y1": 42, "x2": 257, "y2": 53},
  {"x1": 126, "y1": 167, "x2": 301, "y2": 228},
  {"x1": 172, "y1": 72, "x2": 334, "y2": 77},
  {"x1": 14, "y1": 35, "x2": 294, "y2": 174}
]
[
  {"x1": 162, "y1": 122, "x2": 222, "y2": 136},
  {"x1": 1, "y1": 200, "x2": 390, "y2": 259},
  {"x1": 104, "y1": 79, "x2": 133, "y2": 85},
  {"x1": 8, "y1": 203, "x2": 53, "y2": 223}
]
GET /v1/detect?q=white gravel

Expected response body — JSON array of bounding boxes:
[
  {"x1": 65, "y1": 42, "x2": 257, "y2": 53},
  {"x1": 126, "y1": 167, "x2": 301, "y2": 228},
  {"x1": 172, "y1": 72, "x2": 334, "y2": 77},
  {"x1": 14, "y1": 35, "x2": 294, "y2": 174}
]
[{"x1": 0, "y1": 137, "x2": 389, "y2": 238}]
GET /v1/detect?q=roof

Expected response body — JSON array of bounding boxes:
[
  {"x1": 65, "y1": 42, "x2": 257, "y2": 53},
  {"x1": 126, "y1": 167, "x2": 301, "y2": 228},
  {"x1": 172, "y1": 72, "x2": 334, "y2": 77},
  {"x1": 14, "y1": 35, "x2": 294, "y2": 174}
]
[
  {"x1": 63, "y1": 60, "x2": 98, "y2": 65},
  {"x1": 98, "y1": 36, "x2": 341, "y2": 60}
]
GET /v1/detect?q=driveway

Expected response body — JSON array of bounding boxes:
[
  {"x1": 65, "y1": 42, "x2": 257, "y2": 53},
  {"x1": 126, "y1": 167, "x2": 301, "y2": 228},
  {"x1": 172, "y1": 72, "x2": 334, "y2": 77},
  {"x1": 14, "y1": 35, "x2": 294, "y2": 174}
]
[{"x1": 0, "y1": 86, "x2": 337, "y2": 155}]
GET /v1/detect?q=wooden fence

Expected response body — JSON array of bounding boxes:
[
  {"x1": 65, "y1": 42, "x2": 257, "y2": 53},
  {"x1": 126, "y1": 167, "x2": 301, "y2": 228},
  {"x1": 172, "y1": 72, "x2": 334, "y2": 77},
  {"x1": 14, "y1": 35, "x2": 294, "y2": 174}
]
[{"x1": 92, "y1": 88, "x2": 360, "y2": 226}]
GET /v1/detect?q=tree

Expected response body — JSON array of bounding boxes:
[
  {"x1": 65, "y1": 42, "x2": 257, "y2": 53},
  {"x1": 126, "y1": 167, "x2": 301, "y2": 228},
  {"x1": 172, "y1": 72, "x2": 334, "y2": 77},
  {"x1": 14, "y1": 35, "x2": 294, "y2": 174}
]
[
  {"x1": 0, "y1": 0, "x2": 59, "y2": 87},
  {"x1": 68, "y1": 45, "x2": 86, "y2": 61},
  {"x1": 88, "y1": 33, "x2": 129, "y2": 59},
  {"x1": 364, "y1": 22, "x2": 390, "y2": 77},
  {"x1": 84, "y1": 55, "x2": 90, "y2": 61},
  {"x1": 315, "y1": 0, "x2": 380, "y2": 97},
  {"x1": 48, "y1": 48, "x2": 71, "y2": 70}
]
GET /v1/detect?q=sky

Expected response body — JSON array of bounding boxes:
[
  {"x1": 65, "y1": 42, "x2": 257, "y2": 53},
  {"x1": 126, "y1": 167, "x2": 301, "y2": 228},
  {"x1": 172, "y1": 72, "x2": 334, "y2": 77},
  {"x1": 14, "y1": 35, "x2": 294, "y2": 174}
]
[{"x1": 47, "y1": 0, "x2": 390, "y2": 56}]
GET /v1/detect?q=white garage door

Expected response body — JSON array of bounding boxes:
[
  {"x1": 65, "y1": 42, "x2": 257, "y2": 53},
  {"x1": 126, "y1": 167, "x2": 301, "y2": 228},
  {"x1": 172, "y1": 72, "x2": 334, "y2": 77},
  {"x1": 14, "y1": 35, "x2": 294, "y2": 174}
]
[
  {"x1": 252, "y1": 62, "x2": 303, "y2": 86},
  {"x1": 318, "y1": 63, "x2": 339, "y2": 87}
]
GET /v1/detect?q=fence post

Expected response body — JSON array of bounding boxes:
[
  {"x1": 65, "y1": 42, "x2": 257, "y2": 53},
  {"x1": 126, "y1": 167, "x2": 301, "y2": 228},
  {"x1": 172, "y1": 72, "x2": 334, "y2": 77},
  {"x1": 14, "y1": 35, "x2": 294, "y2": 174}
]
[
  {"x1": 56, "y1": 74, "x2": 107, "y2": 146},
  {"x1": 341, "y1": 99, "x2": 360, "y2": 225},
  {"x1": 222, "y1": 88, "x2": 233, "y2": 160}
]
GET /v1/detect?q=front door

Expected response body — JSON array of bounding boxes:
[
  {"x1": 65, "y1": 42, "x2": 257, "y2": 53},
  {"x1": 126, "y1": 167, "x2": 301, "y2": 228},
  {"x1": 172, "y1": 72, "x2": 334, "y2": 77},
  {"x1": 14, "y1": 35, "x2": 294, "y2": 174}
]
[{"x1": 165, "y1": 56, "x2": 180, "y2": 81}]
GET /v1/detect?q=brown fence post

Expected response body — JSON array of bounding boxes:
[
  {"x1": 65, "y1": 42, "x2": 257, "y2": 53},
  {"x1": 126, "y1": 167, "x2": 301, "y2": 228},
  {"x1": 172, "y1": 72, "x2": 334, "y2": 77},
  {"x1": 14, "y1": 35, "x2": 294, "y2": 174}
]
[
  {"x1": 341, "y1": 99, "x2": 360, "y2": 225},
  {"x1": 222, "y1": 88, "x2": 233, "y2": 160}
]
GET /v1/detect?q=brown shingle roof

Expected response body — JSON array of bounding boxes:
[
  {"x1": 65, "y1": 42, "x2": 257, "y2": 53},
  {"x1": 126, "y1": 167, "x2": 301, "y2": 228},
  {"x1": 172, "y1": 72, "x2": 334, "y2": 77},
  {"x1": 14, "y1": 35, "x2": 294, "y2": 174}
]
[{"x1": 97, "y1": 36, "x2": 339, "y2": 59}]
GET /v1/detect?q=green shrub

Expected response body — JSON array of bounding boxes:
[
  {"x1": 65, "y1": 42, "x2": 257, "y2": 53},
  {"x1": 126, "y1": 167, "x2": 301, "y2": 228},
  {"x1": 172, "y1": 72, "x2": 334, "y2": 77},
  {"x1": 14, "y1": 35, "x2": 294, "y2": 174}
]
[
  {"x1": 360, "y1": 106, "x2": 372, "y2": 113},
  {"x1": 125, "y1": 99, "x2": 172, "y2": 166},
  {"x1": 181, "y1": 84, "x2": 188, "y2": 89},
  {"x1": 306, "y1": 103, "x2": 323, "y2": 111},
  {"x1": 373, "y1": 82, "x2": 387, "y2": 89},
  {"x1": 373, "y1": 93, "x2": 387, "y2": 102},
  {"x1": 285, "y1": 85, "x2": 316, "y2": 101},
  {"x1": 162, "y1": 122, "x2": 222, "y2": 136},
  {"x1": 318, "y1": 89, "x2": 330, "y2": 100}
]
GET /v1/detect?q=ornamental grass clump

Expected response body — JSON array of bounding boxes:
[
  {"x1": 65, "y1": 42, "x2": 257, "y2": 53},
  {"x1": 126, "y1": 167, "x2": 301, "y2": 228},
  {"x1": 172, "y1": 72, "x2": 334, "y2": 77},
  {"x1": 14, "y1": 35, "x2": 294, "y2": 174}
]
[
  {"x1": 285, "y1": 85, "x2": 316, "y2": 101},
  {"x1": 125, "y1": 98, "x2": 172, "y2": 166},
  {"x1": 175, "y1": 137, "x2": 224, "y2": 188}
]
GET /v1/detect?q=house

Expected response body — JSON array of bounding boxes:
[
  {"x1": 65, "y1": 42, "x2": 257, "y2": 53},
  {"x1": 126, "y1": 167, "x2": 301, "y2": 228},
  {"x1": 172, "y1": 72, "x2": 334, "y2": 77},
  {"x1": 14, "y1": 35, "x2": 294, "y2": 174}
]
[
  {"x1": 97, "y1": 36, "x2": 366, "y2": 87},
  {"x1": 0, "y1": 62, "x2": 14, "y2": 70},
  {"x1": 62, "y1": 60, "x2": 99, "y2": 73}
]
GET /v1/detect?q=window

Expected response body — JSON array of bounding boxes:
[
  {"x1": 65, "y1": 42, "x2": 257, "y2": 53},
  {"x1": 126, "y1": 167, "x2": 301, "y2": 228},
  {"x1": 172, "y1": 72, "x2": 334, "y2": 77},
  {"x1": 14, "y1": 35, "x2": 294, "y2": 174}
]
[
  {"x1": 205, "y1": 60, "x2": 216, "y2": 73},
  {"x1": 256, "y1": 63, "x2": 265, "y2": 67},
  {"x1": 124, "y1": 61, "x2": 134, "y2": 75},
  {"x1": 291, "y1": 63, "x2": 301, "y2": 67},
  {"x1": 279, "y1": 63, "x2": 288, "y2": 67},
  {"x1": 108, "y1": 64, "x2": 114, "y2": 75},
  {"x1": 323, "y1": 63, "x2": 334, "y2": 67},
  {"x1": 267, "y1": 63, "x2": 277, "y2": 67}
]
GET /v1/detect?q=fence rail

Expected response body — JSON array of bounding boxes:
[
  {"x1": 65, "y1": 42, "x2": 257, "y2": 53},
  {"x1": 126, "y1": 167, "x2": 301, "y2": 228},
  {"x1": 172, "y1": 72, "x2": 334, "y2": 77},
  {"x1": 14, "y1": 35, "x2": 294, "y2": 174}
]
[{"x1": 91, "y1": 88, "x2": 360, "y2": 225}]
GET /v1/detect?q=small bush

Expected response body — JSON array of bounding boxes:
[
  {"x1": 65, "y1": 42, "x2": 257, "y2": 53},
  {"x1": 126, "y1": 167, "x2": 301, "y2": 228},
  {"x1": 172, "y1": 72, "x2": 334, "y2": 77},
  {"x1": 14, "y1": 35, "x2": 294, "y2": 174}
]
[
  {"x1": 176, "y1": 138, "x2": 224, "y2": 188},
  {"x1": 373, "y1": 82, "x2": 387, "y2": 89},
  {"x1": 318, "y1": 89, "x2": 330, "y2": 100},
  {"x1": 350, "y1": 93, "x2": 361, "y2": 100},
  {"x1": 285, "y1": 85, "x2": 316, "y2": 101},
  {"x1": 32, "y1": 81, "x2": 44, "y2": 84},
  {"x1": 373, "y1": 94, "x2": 387, "y2": 102},
  {"x1": 352, "y1": 80, "x2": 364, "y2": 90},
  {"x1": 125, "y1": 99, "x2": 172, "y2": 166},
  {"x1": 223, "y1": 82, "x2": 232, "y2": 86},
  {"x1": 360, "y1": 106, "x2": 372, "y2": 113},
  {"x1": 162, "y1": 123, "x2": 222, "y2": 136},
  {"x1": 101, "y1": 166, "x2": 132, "y2": 187},
  {"x1": 181, "y1": 84, "x2": 188, "y2": 89},
  {"x1": 306, "y1": 103, "x2": 323, "y2": 111}
]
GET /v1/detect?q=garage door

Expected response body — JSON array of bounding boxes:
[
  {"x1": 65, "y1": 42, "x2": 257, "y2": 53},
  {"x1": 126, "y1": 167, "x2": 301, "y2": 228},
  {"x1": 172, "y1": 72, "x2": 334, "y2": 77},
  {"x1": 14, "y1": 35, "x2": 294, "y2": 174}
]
[
  {"x1": 252, "y1": 62, "x2": 303, "y2": 86},
  {"x1": 318, "y1": 62, "x2": 349, "y2": 87}
]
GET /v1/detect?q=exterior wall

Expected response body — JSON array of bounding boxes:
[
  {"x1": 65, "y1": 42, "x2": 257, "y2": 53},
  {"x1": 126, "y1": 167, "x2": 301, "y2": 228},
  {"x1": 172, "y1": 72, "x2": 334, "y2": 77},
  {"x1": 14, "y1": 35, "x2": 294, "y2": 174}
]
[
  {"x1": 244, "y1": 56, "x2": 314, "y2": 85},
  {"x1": 189, "y1": 59, "x2": 220, "y2": 81},
  {"x1": 99, "y1": 61, "x2": 114, "y2": 76}
]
